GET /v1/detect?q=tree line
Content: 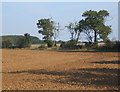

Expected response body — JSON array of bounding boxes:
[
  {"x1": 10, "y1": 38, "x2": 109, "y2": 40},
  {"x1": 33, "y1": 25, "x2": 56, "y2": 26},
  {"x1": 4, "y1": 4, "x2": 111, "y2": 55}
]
[
  {"x1": 2, "y1": 10, "x2": 119, "y2": 51},
  {"x1": 2, "y1": 33, "x2": 31, "y2": 48},
  {"x1": 37, "y1": 10, "x2": 112, "y2": 48}
]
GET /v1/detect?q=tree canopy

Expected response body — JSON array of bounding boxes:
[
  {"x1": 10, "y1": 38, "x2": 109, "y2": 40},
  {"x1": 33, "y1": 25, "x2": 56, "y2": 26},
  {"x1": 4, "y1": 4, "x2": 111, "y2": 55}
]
[
  {"x1": 36, "y1": 10, "x2": 112, "y2": 48},
  {"x1": 80, "y1": 10, "x2": 111, "y2": 43},
  {"x1": 37, "y1": 18, "x2": 61, "y2": 47}
]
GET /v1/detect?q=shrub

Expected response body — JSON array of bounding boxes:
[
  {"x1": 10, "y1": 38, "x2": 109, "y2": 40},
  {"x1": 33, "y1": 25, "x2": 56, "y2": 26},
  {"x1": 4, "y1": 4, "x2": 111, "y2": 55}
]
[
  {"x1": 47, "y1": 40, "x2": 53, "y2": 47},
  {"x1": 16, "y1": 34, "x2": 31, "y2": 48},
  {"x1": 16, "y1": 38, "x2": 26, "y2": 48},
  {"x1": 60, "y1": 41, "x2": 66, "y2": 48},
  {"x1": 60, "y1": 40, "x2": 82, "y2": 49},
  {"x1": 113, "y1": 41, "x2": 120, "y2": 51},
  {"x1": 2, "y1": 40, "x2": 12, "y2": 48},
  {"x1": 96, "y1": 41, "x2": 119, "y2": 52},
  {"x1": 105, "y1": 40, "x2": 115, "y2": 48}
]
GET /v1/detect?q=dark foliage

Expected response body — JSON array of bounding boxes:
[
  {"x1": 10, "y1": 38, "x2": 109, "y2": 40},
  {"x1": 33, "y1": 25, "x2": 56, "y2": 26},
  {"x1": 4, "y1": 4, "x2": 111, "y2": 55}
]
[
  {"x1": 2, "y1": 40, "x2": 12, "y2": 48},
  {"x1": 60, "y1": 40, "x2": 82, "y2": 49},
  {"x1": 95, "y1": 41, "x2": 120, "y2": 52},
  {"x1": 46, "y1": 39, "x2": 54, "y2": 47},
  {"x1": 1, "y1": 35, "x2": 42, "y2": 45}
]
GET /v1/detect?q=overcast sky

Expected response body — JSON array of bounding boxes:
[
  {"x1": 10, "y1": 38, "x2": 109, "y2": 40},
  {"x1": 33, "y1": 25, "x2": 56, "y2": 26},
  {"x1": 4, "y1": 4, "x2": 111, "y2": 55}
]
[{"x1": 2, "y1": 2, "x2": 118, "y2": 41}]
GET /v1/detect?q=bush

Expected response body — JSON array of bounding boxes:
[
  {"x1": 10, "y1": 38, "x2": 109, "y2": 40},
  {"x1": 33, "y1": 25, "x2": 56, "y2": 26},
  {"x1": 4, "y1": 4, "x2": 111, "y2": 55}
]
[
  {"x1": 113, "y1": 41, "x2": 120, "y2": 51},
  {"x1": 60, "y1": 41, "x2": 66, "y2": 48},
  {"x1": 105, "y1": 40, "x2": 115, "y2": 48},
  {"x1": 47, "y1": 40, "x2": 53, "y2": 47},
  {"x1": 60, "y1": 40, "x2": 82, "y2": 49},
  {"x1": 83, "y1": 42, "x2": 98, "y2": 48},
  {"x1": 2, "y1": 40, "x2": 12, "y2": 48},
  {"x1": 16, "y1": 38, "x2": 26, "y2": 48},
  {"x1": 16, "y1": 36, "x2": 31, "y2": 48},
  {"x1": 96, "y1": 41, "x2": 119, "y2": 52}
]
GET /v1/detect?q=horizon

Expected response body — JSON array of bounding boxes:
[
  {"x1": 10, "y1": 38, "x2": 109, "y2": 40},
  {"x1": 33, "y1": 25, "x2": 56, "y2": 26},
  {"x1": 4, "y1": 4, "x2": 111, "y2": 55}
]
[{"x1": 1, "y1": 34, "x2": 119, "y2": 42}]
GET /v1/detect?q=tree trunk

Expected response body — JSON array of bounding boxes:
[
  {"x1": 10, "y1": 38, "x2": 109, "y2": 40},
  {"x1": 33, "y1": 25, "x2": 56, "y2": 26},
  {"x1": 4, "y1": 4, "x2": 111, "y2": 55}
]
[
  {"x1": 94, "y1": 31, "x2": 97, "y2": 43},
  {"x1": 71, "y1": 33, "x2": 74, "y2": 40},
  {"x1": 76, "y1": 32, "x2": 80, "y2": 44}
]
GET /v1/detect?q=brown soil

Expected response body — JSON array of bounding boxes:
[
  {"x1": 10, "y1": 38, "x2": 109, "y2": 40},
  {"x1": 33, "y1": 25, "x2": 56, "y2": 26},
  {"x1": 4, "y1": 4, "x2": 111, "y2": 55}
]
[{"x1": 2, "y1": 49, "x2": 119, "y2": 90}]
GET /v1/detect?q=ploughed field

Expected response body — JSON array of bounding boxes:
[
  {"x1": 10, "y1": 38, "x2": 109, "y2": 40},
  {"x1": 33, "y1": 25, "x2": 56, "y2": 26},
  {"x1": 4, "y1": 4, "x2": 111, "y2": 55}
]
[{"x1": 2, "y1": 49, "x2": 119, "y2": 90}]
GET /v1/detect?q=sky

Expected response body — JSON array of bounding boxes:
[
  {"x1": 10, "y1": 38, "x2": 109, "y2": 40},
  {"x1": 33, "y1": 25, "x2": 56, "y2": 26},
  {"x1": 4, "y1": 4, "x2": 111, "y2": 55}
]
[{"x1": 1, "y1": 2, "x2": 119, "y2": 41}]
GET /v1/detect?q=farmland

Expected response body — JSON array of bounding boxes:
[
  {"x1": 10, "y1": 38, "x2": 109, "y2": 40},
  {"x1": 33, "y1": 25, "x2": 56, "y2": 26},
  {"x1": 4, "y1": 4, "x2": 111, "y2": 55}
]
[{"x1": 2, "y1": 49, "x2": 119, "y2": 90}]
